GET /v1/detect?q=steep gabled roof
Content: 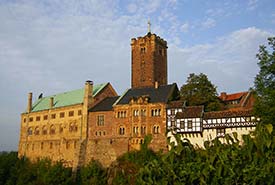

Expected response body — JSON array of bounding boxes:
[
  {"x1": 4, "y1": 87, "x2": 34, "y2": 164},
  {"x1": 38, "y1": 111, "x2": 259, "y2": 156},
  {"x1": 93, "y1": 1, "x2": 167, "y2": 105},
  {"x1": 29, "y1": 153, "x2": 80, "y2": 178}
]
[
  {"x1": 90, "y1": 96, "x2": 120, "y2": 112},
  {"x1": 30, "y1": 83, "x2": 108, "y2": 112},
  {"x1": 220, "y1": 92, "x2": 248, "y2": 101},
  {"x1": 204, "y1": 108, "x2": 253, "y2": 119},
  {"x1": 115, "y1": 83, "x2": 177, "y2": 105},
  {"x1": 176, "y1": 106, "x2": 204, "y2": 118},
  {"x1": 167, "y1": 100, "x2": 186, "y2": 108}
]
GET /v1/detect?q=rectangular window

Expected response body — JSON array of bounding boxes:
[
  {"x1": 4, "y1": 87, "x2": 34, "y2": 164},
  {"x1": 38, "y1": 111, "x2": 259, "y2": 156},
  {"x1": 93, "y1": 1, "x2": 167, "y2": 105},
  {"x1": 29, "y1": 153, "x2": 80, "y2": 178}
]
[
  {"x1": 29, "y1": 117, "x2": 33, "y2": 122},
  {"x1": 97, "y1": 115, "x2": 104, "y2": 126},
  {"x1": 36, "y1": 116, "x2": 40, "y2": 121},
  {"x1": 51, "y1": 114, "x2": 56, "y2": 119},
  {"x1": 141, "y1": 109, "x2": 146, "y2": 116},
  {"x1": 133, "y1": 110, "x2": 139, "y2": 117},
  {"x1": 151, "y1": 109, "x2": 161, "y2": 117},
  {"x1": 171, "y1": 120, "x2": 175, "y2": 127},
  {"x1": 217, "y1": 128, "x2": 226, "y2": 137},
  {"x1": 180, "y1": 120, "x2": 185, "y2": 129},
  {"x1": 43, "y1": 115, "x2": 48, "y2": 120},
  {"x1": 60, "y1": 112, "x2": 65, "y2": 118},
  {"x1": 78, "y1": 110, "x2": 82, "y2": 115},
  {"x1": 171, "y1": 109, "x2": 175, "y2": 115},
  {"x1": 23, "y1": 118, "x2": 26, "y2": 123},
  {"x1": 117, "y1": 111, "x2": 126, "y2": 118},
  {"x1": 69, "y1": 111, "x2": 74, "y2": 117},
  {"x1": 187, "y1": 120, "x2": 192, "y2": 129}
]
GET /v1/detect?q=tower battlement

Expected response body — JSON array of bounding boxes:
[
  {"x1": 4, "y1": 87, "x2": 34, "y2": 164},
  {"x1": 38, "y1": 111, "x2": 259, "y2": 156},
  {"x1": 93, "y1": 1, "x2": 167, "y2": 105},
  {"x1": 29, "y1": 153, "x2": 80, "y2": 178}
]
[{"x1": 131, "y1": 33, "x2": 167, "y2": 47}]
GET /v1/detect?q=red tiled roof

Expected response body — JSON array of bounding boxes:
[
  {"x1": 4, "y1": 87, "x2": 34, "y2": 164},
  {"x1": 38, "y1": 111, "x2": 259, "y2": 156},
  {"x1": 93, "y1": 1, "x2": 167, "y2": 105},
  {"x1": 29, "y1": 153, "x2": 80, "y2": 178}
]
[
  {"x1": 220, "y1": 92, "x2": 248, "y2": 101},
  {"x1": 176, "y1": 106, "x2": 204, "y2": 118},
  {"x1": 167, "y1": 100, "x2": 185, "y2": 108},
  {"x1": 204, "y1": 108, "x2": 253, "y2": 119}
]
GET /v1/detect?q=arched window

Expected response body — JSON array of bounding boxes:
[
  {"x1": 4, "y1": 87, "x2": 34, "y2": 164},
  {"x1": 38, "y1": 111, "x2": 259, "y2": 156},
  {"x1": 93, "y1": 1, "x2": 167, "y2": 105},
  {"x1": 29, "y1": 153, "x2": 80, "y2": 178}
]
[
  {"x1": 69, "y1": 122, "x2": 78, "y2": 132},
  {"x1": 153, "y1": 125, "x2": 160, "y2": 134},
  {"x1": 141, "y1": 126, "x2": 146, "y2": 134},
  {"x1": 119, "y1": 126, "x2": 125, "y2": 135},
  {"x1": 34, "y1": 127, "x2": 39, "y2": 135},
  {"x1": 42, "y1": 126, "x2": 47, "y2": 135},
  {"x1": 50, "y1": 125, "x2": 56, "y2": 135},
  {"x1": 27, "y1": 127, "x2": 33, "y2": 135},
  {"x1": 59, "y1": 125, "x2": 64, "y2": 133}
]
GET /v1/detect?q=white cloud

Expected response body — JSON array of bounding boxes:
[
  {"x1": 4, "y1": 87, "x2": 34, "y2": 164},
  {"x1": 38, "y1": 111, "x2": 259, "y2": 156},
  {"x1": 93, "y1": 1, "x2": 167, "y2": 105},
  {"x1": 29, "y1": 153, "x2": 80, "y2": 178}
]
[
  {"x1": 169, "y1": 27, "x2": 272, "y2": 93},
  {"x1": 180, "y1": 22, "x2": 189, "y2": 33},
  {"x1": 201, "y1": 18, "x2": 216, "y2": 29},
  {"x1": 248, "y1": 0, "x2": 259, "y2": 10},
  {"x1": 127, "y1": 3, "x2": 137, "y2": 14}
]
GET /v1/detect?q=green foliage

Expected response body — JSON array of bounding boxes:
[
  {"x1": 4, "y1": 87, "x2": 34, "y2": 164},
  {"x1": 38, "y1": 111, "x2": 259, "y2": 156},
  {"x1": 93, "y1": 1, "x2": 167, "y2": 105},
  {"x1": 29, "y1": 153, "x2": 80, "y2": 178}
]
[
  {"x1": 0, "y1": 152, "x2": 18, "y2": 185},
  {"x1": 0, "y1": 154, "x2": 73, "y2": 185},
  {"x1": 180, "y1": 73, "x2": 223, "y2": 111},
  {"x1": 78, "y1": 160, "x2": 107, "y2": 185},
  {"x1": 254, "y1": 37, "x2": 275, "y2": 127},
  {"x1": 136, "y1": 129, "x2": 275, "y2": 185}
]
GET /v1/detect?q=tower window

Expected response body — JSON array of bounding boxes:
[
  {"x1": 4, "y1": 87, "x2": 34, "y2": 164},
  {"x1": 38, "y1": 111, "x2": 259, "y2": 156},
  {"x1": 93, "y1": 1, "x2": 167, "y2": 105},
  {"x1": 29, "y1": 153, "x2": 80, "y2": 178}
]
[{"x1": 140, "y1": 47, "x2": 146, "y2": 53}]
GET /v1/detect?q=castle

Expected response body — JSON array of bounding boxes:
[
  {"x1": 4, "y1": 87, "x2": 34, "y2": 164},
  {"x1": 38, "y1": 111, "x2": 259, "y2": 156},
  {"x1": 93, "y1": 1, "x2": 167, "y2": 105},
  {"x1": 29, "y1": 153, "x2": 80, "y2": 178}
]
[{"x1": 18, "y1": 30, "x2": 257, "y2": 168}]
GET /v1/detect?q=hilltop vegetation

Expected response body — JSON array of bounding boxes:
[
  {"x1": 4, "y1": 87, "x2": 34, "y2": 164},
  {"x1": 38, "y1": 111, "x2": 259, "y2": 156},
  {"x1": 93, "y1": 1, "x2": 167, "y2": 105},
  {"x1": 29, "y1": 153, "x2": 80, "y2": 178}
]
[{"x1": 1, "y1": 37, "x2": 274, "y2": 185}]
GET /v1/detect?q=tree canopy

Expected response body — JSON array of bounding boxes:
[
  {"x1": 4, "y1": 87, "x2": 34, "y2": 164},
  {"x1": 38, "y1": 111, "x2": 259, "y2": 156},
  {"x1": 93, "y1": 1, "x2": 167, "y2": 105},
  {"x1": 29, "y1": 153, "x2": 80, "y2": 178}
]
[
  {"x1": 254, "y1": 37, "x2": 275, "y2": 126},
  {"x1": 180, "y1": 73, "x2": 223, "y2": 111}
]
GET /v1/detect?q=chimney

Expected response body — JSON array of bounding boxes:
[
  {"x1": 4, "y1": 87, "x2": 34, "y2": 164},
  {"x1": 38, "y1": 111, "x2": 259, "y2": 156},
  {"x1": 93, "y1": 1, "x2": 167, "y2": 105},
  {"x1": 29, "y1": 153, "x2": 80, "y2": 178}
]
[
  {"x1": 27, "y1": 92, "x2": 33, "y2": 113},
  {"x1": 84, "y1": 80, "x2": 93, "y2": 109},
  {"x1": 220, "y1": 92, "x2": 227, "y2": 101},
  {"x1": 50, "y1": 97, "x2": 54, "y2": 109},
  {"x1": 154, "y1": 81, "x2": 159, "y2": 89}
]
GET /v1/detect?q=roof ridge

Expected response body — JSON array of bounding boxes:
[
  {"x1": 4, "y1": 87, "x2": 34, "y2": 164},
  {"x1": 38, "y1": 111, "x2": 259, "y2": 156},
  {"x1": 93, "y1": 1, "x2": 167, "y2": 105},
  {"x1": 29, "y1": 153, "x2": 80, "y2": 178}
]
[
  {"x1": 93, "y1": 83, "x2": 109, "y2": 96},
  {"x1": 37, "y1": 83, "x2": 108, "y2": 99},
  {"x1": 113, "y1": 88, "x2": 129, "y2": 105},
  {"x1": 38, "y1": 88, "x2": 84, "y2": 100}
]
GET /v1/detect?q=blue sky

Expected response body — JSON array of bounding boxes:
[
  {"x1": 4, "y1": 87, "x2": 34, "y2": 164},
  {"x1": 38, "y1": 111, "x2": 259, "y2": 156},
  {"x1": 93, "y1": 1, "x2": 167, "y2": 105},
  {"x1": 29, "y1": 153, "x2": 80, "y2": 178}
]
[{"x1": 0, "y1": 0, "x2": 274, "y2": 151}]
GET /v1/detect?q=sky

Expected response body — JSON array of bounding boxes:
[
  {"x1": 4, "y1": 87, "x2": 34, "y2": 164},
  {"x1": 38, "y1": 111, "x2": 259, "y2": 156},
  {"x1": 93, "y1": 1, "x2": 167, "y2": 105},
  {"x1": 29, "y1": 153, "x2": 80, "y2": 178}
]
[{"x1": 0, "y1": 0, "x2": 275, "y2": 151}]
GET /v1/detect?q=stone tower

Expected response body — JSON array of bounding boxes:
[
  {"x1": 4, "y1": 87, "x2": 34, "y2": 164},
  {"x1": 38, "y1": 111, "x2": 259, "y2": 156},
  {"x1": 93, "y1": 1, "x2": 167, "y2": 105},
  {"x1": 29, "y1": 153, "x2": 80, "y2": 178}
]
[{"x1": 131, "y1": 31, "x2": 168, "y2": 88}]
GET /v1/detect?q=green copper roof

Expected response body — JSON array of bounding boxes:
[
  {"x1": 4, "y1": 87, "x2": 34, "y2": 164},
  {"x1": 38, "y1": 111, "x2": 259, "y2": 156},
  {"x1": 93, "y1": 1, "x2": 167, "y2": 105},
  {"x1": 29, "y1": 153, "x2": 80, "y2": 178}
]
[{"x1": 30, "y1": 83, "x2": 108, "y2": 112}]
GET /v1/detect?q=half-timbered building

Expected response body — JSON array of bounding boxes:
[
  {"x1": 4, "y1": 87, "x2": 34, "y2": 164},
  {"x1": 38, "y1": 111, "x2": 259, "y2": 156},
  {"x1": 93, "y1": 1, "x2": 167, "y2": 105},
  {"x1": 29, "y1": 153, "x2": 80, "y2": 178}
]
[{"x1": 167, "y1": 91, "x2": 258, "y2": 147}]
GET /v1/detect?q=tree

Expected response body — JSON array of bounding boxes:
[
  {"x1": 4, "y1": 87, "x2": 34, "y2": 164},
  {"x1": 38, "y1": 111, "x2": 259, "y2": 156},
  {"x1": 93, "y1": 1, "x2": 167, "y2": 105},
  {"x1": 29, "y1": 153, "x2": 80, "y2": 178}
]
[
  {"x1": 254, "y1": 37, "x2": 275, "y2": 126},
  {"x1": 180, "y1": 73, "x2": 223, "y2": 111}
]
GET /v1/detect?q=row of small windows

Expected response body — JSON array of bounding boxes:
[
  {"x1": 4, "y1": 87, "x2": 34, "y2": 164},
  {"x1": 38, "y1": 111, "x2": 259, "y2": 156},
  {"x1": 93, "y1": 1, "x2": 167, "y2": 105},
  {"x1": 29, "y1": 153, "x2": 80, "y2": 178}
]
[
  {"x1": 117, "y1": 109, "x2": 162, "y2": 118},
  {"x1": 133, "y1": 126, "x2": 147, "y2": 134},
  {"x1": 132, "y1": 139, "x2": 144, "y2": 144},
  {"x1": 171, "y1": 120, "x2": 193, "y2": 129},
  {"x1": 117, "y1": 125, "x2": 160, "y2": 135},
  {"x1": 151, "y1": 109, "x2": 161, "y2": 117},
  {"x1": 26, "y1": 140, "x2": 77, "y2": 151},
  {"x1": 117, "y1": 111, "x2": 127, "y2": 118},
  {"x1": 206, "y1": 117, "x2": 256, "y2": 124},
  {"x1": 95, "y1": 131, "x2": 106, "y2": 136},
  {"x1": 27, "y1": 123, "x2": 78, "y2": 136},
  {"x1": 133, "y1": 109, "x2": 146, "y2": 117},
  {"x1": 24, "y1": 110, "x2": 82, "y2": 123}
]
